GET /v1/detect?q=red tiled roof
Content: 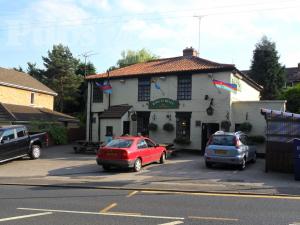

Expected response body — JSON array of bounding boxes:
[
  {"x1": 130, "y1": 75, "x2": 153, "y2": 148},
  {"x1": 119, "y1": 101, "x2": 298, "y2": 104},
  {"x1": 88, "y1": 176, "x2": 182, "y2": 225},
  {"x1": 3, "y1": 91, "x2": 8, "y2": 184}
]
[{"x1": 86, "y1": 56, "x2": 235, "y2": 79}]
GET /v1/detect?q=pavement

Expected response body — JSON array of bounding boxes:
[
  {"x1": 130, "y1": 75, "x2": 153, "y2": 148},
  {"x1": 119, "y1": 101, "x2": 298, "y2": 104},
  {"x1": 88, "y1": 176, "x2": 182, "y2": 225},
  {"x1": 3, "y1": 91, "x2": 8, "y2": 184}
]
[{"x1": 0, "y1": 144, "x2": 300, "y2": 196}]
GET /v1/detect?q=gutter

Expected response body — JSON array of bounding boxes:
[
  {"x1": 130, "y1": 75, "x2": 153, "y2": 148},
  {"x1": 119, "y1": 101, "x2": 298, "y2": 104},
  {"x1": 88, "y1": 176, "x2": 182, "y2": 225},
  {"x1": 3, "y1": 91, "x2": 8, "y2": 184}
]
[{"x1": 0, "y1": 81, "x2": 58, "y2": 96}]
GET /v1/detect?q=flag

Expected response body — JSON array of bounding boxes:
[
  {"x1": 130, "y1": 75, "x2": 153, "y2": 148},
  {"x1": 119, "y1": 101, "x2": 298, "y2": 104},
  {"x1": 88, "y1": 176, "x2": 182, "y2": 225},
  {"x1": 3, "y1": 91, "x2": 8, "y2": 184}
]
[
  {"x1": 212, "y1": 79, "x2": 237, "y2": 93},
  {"x1": 95, "y1": 81, "x2": 112, "y2": 94}
]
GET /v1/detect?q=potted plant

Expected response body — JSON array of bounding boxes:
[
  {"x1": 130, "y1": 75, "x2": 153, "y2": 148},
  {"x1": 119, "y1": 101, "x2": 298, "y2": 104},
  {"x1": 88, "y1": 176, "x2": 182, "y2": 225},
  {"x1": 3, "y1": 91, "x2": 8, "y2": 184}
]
[
  {"x1": 163, "y1": 123, "x2": 174, "y2": 132},
  {"x1": 221, "y1": 120, "x2": 231, "y2": 132},
  {"x1": 174, "y1": 137, "x2": 191, "y2": 145},
  {"x1": 148, "y1": 122, "x2": 158, "y2": 131}
]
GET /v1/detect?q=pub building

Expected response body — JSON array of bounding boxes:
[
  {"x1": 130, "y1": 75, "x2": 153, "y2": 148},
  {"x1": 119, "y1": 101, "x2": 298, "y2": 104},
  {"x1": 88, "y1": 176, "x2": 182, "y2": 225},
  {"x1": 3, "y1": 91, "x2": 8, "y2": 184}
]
[{"x1": 85, "y1": 47, "x2": 285, "y2": 154}]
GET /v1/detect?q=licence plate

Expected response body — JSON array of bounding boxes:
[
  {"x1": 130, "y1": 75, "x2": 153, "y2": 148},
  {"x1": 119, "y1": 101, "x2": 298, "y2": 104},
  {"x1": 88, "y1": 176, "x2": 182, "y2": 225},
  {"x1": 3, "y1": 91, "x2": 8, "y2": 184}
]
[{"x1": 215, "y1": 150, "x2": 227, "y2": 155}]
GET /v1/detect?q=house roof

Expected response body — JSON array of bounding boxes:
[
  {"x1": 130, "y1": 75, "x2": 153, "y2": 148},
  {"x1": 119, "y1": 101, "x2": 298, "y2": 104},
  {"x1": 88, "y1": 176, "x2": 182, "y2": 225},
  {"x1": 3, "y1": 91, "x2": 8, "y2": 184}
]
[
  {"x1": 99, "y1": 105, "x2": 132, "y2": 119},
  {"x1": 86, "y1": 56, "x2": 235, "y2": 80},
  {"x1": 0, "y1": 67, "x2": 57, "y2": 96},
  {"x1": 286, "y1": 66, "x2": 300, "y2": 82},
  {"x1": 0, "y1": 103, "x2": 78, "y2": 123}
]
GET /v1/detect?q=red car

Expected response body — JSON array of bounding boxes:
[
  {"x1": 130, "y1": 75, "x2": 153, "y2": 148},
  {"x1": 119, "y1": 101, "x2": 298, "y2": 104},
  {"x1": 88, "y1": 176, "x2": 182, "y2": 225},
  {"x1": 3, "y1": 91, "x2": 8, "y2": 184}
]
[{"x1": 96, "y1": 136, "x2": 167, "y2": 172}]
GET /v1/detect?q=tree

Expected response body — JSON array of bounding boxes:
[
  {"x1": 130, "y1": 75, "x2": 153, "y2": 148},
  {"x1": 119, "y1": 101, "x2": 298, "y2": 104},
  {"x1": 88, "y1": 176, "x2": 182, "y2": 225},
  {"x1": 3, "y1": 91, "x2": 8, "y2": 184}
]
[
  {"x1": 13, "y1": 66, "x2": 24, "y2": 72},
  {"x1": 280, "y1": 84, "x2": 300, "y2": 113},
  {"x1": 249, "y1": 36, "x2": 286, "y2": 100},
  {"x1": 26, "y1": 62, "x2": 46, "y2": 83},
  {"x1": 43, "y1": 44, "x2": 83, "y2": 112},
  {"x1": 116, "y1": 49, "x2": 159, "y2": 68}
]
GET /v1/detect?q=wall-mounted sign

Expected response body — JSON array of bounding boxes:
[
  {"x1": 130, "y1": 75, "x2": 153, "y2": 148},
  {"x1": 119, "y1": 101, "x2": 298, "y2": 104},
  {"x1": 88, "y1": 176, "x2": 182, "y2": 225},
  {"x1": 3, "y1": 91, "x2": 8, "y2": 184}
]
[{"x1": 149, "y1": 98, "x2": 179, "y2": 109}]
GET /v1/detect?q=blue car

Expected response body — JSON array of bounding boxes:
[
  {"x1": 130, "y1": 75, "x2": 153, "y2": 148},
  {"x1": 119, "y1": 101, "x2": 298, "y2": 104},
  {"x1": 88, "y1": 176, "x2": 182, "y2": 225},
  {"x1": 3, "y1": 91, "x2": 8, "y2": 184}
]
[{"x1": 204, "y1": 131, "x2": 256, "y2": 170}]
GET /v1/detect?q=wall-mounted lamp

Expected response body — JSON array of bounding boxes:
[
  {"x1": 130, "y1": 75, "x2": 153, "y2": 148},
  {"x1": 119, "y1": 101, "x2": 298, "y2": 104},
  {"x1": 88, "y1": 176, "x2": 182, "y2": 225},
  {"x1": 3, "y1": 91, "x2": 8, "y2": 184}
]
[
  {"x1": 152, "y1": 113, "x2": 156, "y2": 121},
  {"x1": 166, "y1": 113, "x2": 172, "y2": 121},
  {"x1": 159, "y1": 76, "x2": 166, "y2": 80},
  {"x1": 120, "y1": 79, "x2": 125, "y2": 83}
]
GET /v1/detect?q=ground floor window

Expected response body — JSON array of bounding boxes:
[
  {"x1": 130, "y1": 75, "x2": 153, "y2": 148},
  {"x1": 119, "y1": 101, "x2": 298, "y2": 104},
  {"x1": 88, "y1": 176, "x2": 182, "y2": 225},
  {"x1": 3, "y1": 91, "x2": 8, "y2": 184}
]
[{"x1": 175, "y1": 112, "x2": 191, "y2": 141}]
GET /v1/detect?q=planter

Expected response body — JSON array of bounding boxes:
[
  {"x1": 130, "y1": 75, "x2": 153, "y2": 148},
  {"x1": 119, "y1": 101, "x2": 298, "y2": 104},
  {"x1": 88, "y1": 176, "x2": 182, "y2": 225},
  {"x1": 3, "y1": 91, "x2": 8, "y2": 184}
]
[
  {"x1": 148, "y1": 122, "x2": 158, "y2": 131},
  {"x1": 163, "y1": 123, "x2": 174, "y2": 132}
]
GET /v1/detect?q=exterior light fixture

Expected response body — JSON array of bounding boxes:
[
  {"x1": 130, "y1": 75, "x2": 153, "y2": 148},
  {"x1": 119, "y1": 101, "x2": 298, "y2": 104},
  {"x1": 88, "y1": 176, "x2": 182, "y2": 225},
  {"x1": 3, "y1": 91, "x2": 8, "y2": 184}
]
[
  {"x1": 159, "y1": 76, "x2": 166, "y2": 80},
  {"x1": 120, "y1": 79, "x2": 125, "y2": 83}
]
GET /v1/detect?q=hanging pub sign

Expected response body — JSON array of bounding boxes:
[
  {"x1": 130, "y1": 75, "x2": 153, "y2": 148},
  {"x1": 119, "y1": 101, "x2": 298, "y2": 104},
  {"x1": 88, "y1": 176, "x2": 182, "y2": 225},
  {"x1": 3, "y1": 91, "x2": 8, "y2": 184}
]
[{"x1": 149, "y1": 98, "x2": 179, "y2": 109}]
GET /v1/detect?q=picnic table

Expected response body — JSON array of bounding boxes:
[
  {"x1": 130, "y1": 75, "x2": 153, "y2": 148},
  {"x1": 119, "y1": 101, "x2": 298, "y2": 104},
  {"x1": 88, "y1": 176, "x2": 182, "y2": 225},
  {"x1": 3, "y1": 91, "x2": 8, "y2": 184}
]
[{"x1": 73, "y1": 140, "x2": 103, "y2": 154}]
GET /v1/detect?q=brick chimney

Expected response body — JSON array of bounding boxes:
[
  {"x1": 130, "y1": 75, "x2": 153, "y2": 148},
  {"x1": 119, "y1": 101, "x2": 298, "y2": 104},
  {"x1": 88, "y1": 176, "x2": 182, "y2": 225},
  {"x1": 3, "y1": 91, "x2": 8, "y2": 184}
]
[
  {"x1": 183, "y1": 47, "x2": 198, "y2": 57},
  {"x1": 298, "y1": 63, "x2": 300, "y2": 70}
]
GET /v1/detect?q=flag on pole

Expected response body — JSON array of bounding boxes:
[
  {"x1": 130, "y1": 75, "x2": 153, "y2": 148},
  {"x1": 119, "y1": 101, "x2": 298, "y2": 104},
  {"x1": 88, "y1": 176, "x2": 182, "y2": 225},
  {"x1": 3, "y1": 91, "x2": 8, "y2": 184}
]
[
  {"x1": 95, "y1": 81, "x2": 112, "y2": 94},
  {"x1": 212, "y1": 79, "x2": 237, "y2": 93}
]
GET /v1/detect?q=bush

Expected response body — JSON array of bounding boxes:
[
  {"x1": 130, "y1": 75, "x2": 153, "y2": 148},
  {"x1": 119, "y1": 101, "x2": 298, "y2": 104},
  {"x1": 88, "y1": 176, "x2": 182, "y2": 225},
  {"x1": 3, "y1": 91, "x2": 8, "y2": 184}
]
[
  {"x1": 28, "y1": 121, "x2": 68, "y2": 145},
  {"x1": 148, "y1": 122, "x2": 158, "y2": 131},
  {"x1": 48, "y1": 125, "x2": 68, "y2": 145},
  {"x1": 221, "y1": 120, "x2": 231, "y2": 132},
  {"x1": 174, "y1": 137, "x2": 191, "y2": 145},
  {"x1": 163, "y1": 123, "x2": 174, "y2": 132},
  {"x1": 239, "y1": 122, "x2": 252, "y2": 133},
  {"x1": 248, "y1": 135, "x2": 265, "y2": 144}
]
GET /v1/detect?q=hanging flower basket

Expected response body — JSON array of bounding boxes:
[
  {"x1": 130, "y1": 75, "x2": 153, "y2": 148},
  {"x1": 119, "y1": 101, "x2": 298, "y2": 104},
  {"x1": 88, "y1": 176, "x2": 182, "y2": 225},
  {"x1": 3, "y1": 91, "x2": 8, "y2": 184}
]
[
  {"x1": 239, "y1": 122, "x2": 252, "y2": 133},
  {"x1": 221, "y1": 120, "x2": 231, "y2": 132},
  {"x1": 148, "y1": 122, "x2": 158, "y2": 131},
  {"x1": 163, "y1": 123, "x2": 174, "y2": 132}
]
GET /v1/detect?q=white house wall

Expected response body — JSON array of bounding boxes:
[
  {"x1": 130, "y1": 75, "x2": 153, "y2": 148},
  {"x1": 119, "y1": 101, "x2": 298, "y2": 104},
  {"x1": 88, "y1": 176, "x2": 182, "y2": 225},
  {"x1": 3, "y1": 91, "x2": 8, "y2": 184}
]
[
  {"x1": 88, "y1": 71, "x2": 270, "y2": 150},
  {"x1": 232, "y1": 100, "x2": 286, "y2": 153}
]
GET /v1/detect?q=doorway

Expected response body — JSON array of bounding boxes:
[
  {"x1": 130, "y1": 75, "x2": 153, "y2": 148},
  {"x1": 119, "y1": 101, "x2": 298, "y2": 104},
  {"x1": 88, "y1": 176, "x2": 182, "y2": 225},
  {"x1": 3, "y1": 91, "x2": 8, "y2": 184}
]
[
  {"x1": 201, "y1": 123, "x2": 220, "y2": 153},
  {"x1": 137, "y1": 112, "x2": 150, "y2": 136}
]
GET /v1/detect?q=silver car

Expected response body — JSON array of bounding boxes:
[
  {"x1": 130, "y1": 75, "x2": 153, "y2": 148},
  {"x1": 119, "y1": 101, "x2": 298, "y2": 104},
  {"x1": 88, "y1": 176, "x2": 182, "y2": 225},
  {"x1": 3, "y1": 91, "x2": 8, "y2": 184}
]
[{"x1": 204, "y1": 131, "x2": 257, "y2": 170}]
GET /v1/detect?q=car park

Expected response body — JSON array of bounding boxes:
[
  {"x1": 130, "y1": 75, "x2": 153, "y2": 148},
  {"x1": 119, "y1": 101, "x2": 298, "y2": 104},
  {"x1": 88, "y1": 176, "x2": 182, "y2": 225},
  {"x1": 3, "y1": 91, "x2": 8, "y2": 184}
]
[
  {"x1": 96, "y1": 136, "x2": 167, "y2": 172},
  {"x1": 204, "y1": 131, "x2": 256, "y2": 170}
]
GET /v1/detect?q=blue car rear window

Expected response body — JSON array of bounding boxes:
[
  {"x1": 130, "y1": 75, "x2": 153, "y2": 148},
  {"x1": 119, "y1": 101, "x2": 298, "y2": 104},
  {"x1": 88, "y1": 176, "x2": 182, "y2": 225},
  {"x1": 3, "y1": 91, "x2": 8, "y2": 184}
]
[{"x1": 211, "y1": 135, "x2": 236, "y2": 146}]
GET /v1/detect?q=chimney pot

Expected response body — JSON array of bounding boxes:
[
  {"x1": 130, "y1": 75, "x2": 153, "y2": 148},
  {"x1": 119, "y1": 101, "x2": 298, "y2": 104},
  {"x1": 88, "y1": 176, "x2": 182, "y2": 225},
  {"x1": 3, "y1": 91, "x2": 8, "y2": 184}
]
[{"x1": 183, "y1": 47, "x2": 198, "y2": 57}]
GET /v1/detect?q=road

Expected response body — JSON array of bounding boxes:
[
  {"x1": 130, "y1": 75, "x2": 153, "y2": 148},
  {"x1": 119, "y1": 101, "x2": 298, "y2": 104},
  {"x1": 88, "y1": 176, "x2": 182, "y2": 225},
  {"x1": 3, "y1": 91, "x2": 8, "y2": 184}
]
[{"x1": 1, "y1": 185, "x2": 300, "y2": 225}]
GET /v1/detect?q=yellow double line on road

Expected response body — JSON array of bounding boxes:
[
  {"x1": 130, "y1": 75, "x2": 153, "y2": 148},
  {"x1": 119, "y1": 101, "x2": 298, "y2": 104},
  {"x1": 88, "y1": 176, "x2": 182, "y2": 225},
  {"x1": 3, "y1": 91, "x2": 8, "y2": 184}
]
[{"x1": 141, "y1": 190, "x2": 300, "y2": 200}]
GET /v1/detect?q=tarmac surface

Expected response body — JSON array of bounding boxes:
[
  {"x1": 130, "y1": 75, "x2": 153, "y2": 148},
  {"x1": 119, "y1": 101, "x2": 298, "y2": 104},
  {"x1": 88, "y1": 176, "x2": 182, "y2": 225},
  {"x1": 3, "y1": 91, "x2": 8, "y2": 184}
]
[{"x1": 0, "y1": 145, "x2": 299, "y2": 196}]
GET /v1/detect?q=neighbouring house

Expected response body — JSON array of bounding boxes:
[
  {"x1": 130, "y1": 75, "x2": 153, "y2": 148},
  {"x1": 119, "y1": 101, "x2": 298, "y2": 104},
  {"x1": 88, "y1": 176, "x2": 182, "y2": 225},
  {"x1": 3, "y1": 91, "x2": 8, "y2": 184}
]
[
  {"x1": 0, "y1": 67, "x2": 79, "y2": 127},
  {"x1": 242, "y1": 62, "x2": 300, "y2": 87},
  {"x1": 85, "y1": 47, "x2": 286, "y2": 154},
  {"x1": 286, "y1": 63, "x2": 300, "y2": 87}
]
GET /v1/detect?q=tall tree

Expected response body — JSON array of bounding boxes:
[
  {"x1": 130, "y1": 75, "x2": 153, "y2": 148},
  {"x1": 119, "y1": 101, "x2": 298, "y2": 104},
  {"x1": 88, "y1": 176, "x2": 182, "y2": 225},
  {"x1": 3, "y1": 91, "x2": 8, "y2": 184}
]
[
  {"x1": 116, "y1": 49, "x2": 159, "y2": 68},
  {"x1": 249, "y1": 36, "x2": 286, "y2": 100},
  {"x1": 43, "y1": 44, "x2": 83, "y2": 112}
]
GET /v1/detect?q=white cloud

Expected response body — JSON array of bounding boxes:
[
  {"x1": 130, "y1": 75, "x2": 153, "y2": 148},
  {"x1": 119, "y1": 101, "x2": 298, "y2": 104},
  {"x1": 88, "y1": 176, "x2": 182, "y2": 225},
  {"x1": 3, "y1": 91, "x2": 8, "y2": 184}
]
[
  {"x1": 119, "y1": 0, "x2": 147, "y2": 13},
  {"x1": 79, "y1": 0, "x2": 111, "y2": 11},
  {"x1": 122, "y1": 19, "x2": 146, "y2": 31}
]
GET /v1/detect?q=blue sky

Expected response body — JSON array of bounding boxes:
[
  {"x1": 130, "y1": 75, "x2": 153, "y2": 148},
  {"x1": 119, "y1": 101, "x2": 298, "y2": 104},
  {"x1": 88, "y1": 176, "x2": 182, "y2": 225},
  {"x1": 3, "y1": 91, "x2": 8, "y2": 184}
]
[{"x1": 0, "y1": 0, "x2": 300, "y2": 74}]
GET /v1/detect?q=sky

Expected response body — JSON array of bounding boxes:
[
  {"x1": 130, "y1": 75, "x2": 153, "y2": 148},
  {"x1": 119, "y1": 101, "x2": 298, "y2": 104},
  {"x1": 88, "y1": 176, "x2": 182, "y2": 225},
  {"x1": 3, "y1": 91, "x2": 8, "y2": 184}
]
[{"x1": 0, "y1": 0, "x2": 299, "y2": 74}]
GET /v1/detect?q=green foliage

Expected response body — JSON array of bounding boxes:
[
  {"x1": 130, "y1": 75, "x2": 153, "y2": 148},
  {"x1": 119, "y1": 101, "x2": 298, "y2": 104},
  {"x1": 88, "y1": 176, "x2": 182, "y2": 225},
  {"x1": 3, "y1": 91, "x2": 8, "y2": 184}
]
[
  {"x1": 43, "y1": 44, "x2": 83, "y2": 112},
  {"x1": 239, "y1": 122, "x2": 252, "y2": 133},
  {"x1": 248, "y1": 135, "x2": 265, "y2": 144},
  {"x1": 29, "y1": 121, "x2": 67, "y2": 145},
  {"x1": 221, "y1": 120, "x2": 231, "y2": 132},
  {"x1": 116, "y1": 49, "x2": 159, "y2": 68},
  {"x1": 280, "y1": 84, "x2": 300, "y2": 113},
  {"x1": 148, "y1": 122, "x2": 158, "y2": 131},
  {"x1": 48, "y1": 125, "x2": 68, "y2": 145},
  {"x1": 174, "y1": 137, "x2": 191, "y2": 145},
  {"x1": 163, "y1": 123, "x2": 174, "y2": 132},
  {"x1": 249, "y1": 36, "x2": 286, "y2": 100}
]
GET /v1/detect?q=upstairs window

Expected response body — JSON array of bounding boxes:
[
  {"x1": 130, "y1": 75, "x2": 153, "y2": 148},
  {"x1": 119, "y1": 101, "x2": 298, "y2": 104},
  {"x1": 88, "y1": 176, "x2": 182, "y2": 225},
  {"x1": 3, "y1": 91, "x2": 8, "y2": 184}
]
[
  {"x1": 30, "y1": 93, "x2": 35, "y2": 104},
  {"x1": 138, "y1": 78, "x2": 151, "y2": 101},
  {"x1": 177, "y1": 76, "x2": 192, "y2": 100},
  {"x1": 92, "y1": 82, "x2": 103, "y2": 103}
]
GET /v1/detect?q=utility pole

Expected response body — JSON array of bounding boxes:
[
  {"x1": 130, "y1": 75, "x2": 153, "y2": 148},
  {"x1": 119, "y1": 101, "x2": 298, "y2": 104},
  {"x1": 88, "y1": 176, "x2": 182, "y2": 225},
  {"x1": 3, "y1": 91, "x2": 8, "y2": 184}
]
[
  {"x1": 194, "y1": 15, "x2": 205, "y2": 56},
  {"x1": 79, "y1": 51, "x2": 98, "y2": 142}
]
